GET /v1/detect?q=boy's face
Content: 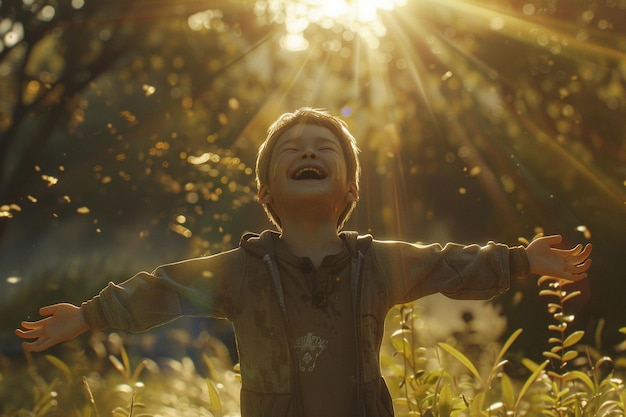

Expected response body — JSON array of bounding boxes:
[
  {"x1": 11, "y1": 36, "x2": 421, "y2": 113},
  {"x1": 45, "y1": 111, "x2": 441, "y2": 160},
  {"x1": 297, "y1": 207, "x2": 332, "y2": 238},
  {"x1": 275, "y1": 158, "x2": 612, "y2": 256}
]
[{"x1": 258, "y1": 123, "x2": 358, "y2": 224}]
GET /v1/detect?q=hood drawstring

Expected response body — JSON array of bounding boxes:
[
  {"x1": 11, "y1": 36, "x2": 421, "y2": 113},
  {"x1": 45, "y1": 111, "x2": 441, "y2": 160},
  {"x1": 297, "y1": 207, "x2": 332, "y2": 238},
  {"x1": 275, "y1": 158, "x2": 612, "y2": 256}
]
[{"x1": 259, "y1": 233, "x2": 305, "y2": 417}]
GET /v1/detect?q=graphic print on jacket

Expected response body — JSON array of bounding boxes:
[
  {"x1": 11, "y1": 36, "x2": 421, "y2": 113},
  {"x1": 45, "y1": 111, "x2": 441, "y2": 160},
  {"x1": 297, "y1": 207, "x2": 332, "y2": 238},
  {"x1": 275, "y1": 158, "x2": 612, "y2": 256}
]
[{"x1": 294, "y1": 332, "x2": 329, "y2": 372}]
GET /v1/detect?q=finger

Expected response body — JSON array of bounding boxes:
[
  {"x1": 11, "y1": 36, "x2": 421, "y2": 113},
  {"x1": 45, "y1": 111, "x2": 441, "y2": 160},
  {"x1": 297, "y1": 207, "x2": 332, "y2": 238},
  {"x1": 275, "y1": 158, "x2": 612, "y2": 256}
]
[
  {"x1": 20, "y1": 320, "x2": 45, "y2": 330},
  {"x1": 39, "y1": 304, "x2": 59, "y2": 317},
  {"x1": 575, "y1": 258, "x2": 592, "y2": 273},
  {"x1": 566, "y1": 273, "x2": 587, "y2": 282},
  {"x1": 541, "y1": 235, "x2": 563, "y2": 247},
  {"x1": 22, "y1": 339, "x2": 50, "y2": 353},
  {"x1": 580, "y1": 243, "x2": 593, "y2": 258},
  {"x1": 555, "y1": 244, "x2": 582, "y2": 257},
  {"x1": 562, "y1": 259, "x2": 592, "y2": 280},
  {"x1": 15, "y1": 327, "x2": 43, "y2": 339},
  {"x1": 565, "y1": 258, "x2": 592, "y2": 272},
  {"x1": 564, "y1": 244, "x2": 592, "y2": 264}
]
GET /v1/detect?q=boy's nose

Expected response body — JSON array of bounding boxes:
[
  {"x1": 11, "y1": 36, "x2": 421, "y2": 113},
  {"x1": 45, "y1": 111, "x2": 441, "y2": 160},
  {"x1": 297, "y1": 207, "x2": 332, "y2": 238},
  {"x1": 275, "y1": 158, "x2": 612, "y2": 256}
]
[{"x1": 301, "y1": 150, "x2": 317, "y2": 159}]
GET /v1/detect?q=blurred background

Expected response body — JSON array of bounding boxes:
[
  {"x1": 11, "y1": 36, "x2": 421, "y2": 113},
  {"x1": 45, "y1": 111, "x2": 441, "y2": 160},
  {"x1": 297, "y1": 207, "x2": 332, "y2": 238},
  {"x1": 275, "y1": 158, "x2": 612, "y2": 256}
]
[{"x1": 0, "y1": 0, "x2": 624, "y2": 361}]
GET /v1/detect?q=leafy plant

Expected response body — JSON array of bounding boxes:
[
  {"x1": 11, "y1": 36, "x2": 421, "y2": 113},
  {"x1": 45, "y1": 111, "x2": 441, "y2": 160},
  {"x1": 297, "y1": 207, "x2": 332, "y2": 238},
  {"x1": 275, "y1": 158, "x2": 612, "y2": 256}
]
[{"x1": 380, "y1": 236, "x2": 626, "y2": 417}]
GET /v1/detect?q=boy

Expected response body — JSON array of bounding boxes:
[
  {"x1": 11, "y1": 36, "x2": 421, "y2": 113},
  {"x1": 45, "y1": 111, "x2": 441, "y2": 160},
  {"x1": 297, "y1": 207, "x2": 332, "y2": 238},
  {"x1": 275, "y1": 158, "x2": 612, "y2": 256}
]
[{"x1": 16, "y1": 108, "x2": 592, "y2": 417}]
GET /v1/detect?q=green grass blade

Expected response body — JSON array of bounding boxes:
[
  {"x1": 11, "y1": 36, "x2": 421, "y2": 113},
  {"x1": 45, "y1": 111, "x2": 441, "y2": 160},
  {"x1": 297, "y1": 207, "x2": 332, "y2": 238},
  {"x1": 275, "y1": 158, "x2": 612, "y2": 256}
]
[
  {"x1": 206, "y1": 378, "x2": 223, "y2": 417},
  {"x1": 487, "y1": 328, "x2": 522, "y2": 386},
  {"x1": 438, "y1": 342, "x2": 484, "y2": 388},
  {"x1": 120, "y1": 345, "x2": 131, "y2": 377},
  {"x1": 437, "y1": 383, "x2": 453, "y2": 417},
  {"x1": 45, "y1": 354, "x2": 72, "y2": 383},
  {"x1": 515, "y1": 360, "x2": 549, "y2": 412}
]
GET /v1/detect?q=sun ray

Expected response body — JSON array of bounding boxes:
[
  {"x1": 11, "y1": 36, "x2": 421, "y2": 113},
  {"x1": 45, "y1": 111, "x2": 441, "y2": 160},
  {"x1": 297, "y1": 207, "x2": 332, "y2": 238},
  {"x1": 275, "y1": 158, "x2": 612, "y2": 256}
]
[{"x1": 343, "y1": 0, "x2": 624, "y2": 241}]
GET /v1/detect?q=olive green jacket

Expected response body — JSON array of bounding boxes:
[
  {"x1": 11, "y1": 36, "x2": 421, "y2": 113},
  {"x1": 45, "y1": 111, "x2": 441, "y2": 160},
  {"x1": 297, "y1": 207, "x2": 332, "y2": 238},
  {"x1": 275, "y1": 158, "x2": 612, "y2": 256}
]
[{"x1": 82, "y1": 230, "x2": 529, "y2": 417}]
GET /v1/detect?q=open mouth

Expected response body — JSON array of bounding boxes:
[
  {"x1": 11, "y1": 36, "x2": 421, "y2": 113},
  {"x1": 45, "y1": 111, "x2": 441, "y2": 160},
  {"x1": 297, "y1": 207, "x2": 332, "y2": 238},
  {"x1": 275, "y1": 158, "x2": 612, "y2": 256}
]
[{"x1": 292, "y1": 167, "x2": 326, "y2": 180}]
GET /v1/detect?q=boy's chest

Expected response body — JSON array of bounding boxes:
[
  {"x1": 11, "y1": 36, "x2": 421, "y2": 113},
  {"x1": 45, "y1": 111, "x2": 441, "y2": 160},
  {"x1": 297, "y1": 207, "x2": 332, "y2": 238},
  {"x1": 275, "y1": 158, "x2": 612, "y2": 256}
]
[
  {"x1": 278, "y1": 257, "x2": 359, "y2": 414},
  {"x1": 278, "y1": 257, "x2": 355, "y2": 370}
]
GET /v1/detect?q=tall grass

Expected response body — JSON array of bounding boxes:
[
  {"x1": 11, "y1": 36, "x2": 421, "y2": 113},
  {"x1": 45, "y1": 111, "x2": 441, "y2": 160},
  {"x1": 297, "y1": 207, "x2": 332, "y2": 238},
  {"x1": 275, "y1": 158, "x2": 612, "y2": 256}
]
[
  {"x1": 379, "y1": 237, "x2": 624, "y2": 417},
  {"x1": 2, "y1": 252, "x2": 622, "y2": 416}
]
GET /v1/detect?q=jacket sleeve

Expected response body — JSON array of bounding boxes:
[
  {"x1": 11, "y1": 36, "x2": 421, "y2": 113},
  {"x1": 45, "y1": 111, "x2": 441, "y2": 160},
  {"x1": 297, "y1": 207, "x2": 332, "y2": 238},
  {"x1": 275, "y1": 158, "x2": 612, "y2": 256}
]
[
  {"x1": 373, "y1": 240, "x2": 529, "y2": 305},
  {"x1": 80, "y1": 247, "x2": 245, "y2": 331}
]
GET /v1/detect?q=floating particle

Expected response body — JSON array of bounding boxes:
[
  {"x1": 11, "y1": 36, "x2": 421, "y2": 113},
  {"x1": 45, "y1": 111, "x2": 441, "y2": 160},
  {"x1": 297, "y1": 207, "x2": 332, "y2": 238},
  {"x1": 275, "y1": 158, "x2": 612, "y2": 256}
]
[
  {"x1": 41, "y1": 174, "x2": 58, "y2": 187},
  {"x1": 469, "y1": 166, "x2": 481, "y2": 176},
  {"x1": 576, "y1": 225, "x2": 592, "y2": 239},
  {"x1": 120, "y1": 110, "x2": 136, "y2": 122},
  {"x1": 142, "y1": 84, "x2": 156, "y2": 96},
  {"x1": 169, "y1": 223, "x2": 192, "y2": 238},
  {"x1": 6, "y1": 276, "x2": 22, "y2": 284},
  {"x1": 77, "y1": 206, "x2": 90, "y2": 214}
]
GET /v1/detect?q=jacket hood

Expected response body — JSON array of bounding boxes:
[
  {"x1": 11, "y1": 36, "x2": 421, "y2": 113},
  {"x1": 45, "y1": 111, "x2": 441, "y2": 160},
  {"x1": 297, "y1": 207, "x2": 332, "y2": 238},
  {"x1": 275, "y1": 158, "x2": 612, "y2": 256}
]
[{"x1": 239, "y1": 230, "x2": 370, "y2": 259}]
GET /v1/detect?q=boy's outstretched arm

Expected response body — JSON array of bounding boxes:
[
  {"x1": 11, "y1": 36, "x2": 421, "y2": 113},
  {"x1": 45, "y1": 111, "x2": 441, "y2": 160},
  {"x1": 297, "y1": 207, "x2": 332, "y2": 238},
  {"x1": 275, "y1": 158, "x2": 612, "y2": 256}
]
[
  {"x1": 15, "y1": 303, "x2": 89, "y2": 352},
  {"x1": 525, "y1": 235, "x2": 592, "y2": 280}
]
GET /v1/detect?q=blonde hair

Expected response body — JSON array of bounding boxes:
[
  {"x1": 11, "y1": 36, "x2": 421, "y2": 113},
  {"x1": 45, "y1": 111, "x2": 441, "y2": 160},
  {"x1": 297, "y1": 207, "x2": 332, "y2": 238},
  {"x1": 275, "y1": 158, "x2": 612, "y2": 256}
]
[{"x1": 255, "y1": 108, "x2": 361, "y2": 231}]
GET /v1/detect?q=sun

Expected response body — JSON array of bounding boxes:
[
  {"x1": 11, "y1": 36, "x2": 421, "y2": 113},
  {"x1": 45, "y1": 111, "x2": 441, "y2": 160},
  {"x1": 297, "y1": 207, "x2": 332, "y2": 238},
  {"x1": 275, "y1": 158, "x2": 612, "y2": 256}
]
[{"x1": 253, "y1": 0, "x2": 408, "y2": 51}]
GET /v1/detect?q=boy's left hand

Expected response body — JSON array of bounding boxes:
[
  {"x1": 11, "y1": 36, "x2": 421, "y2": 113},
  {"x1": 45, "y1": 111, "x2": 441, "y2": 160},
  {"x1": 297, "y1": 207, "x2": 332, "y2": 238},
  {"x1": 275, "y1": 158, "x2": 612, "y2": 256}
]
[{"x1": 526, "y1": 235, "x2": 592, "y2": 281}]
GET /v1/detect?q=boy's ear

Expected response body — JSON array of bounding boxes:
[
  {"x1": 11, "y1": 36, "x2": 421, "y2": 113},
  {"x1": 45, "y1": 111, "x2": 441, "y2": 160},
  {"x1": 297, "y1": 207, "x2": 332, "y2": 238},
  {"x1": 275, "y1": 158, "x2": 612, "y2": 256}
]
[
  {"x1": 347, "y1": 181, "x2": 359, "y2": 203},
  {"x1": 258, "y1": 184, "x2": 272, "y2": 205}
]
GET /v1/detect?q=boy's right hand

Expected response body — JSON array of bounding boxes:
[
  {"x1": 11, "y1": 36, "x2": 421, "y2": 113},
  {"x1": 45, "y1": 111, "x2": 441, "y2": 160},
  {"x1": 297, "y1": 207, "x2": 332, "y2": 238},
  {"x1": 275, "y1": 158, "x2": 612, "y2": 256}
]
[{"x1": 15, "y1": 303, "x2": 89, "y2": 352}]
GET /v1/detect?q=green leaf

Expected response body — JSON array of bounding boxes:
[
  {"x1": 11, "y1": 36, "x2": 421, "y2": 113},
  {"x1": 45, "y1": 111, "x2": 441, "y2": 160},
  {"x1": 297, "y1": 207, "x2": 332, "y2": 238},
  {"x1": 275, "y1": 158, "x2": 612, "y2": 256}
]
[
  {"x1": 109, "y1": 355, "x2": 126, "y2": 376},
  {"x1": 438, "y1": 343, "x2": 484, "y2": 387},
  {"x1": 206, "y1": 378, "x2": 223, "y2": 417},
  {"x1": 547, "y1": 370, "x2": 564, "y2": 380},
  {"x1": 45, "y1": 354, "x2": 72, "y2": 383},
  {"x1": 549, "y1": 324, "x2": 567, "y2": 332},
  {"x1": 120, "y1": 345, "x2": 131, "y2": 376},
  {"x1": 437, "y1": 383, "x2": 453, "y2": 417},
  {"x1": 496, "y1": 329, "x2": 522, "y2": 365},
  {"x1": 469, "y1": 392, "x2": 486, "y2": 417},
  {"x1": 501, "y1": 373, "x2": 515, "y2": 408},
  {"x1": 543, "y1": 351, "x2": 561, "y2": 361},
  {"x1": 539, "y1": 289, "x2": 562, "y2": 298},
  {"x1": 551, "y1": 345, "x2": 563, "y2": 353},
  {"x1": 515, "y1": 360, "x2": 548, "y2": 411},
  {"x1": 562, "y1": 350, "x2": 578, "y2": 362},
  {"x1": 620, "y1": 390, "x2": 626, "y2": 409},
  {"x1": 563, "y1": 331, "x2": 585, "y2": 348},
  {"x1": 562, "y1": 371, "x2": 595, "y2": 392},
  {"x1": 562, "y1": 291, "x2": 582, "y2": 303},
  {"x1": 130, "y1": 359, "x2": 147, "y2": 384},
  {"x1": 390, "y1": 337, "x2": 408, "y2": 355},
  {"x1": 413, "y1": 383, "x2": 432, "y2": 397},
  {"x1": 486, "y1": 328, "x2": 521, "y2": 386},
  {"x1": 203, "y1": 353, "x2": 221, "y2": 381},
  {"x1": 521, "y1": 358, "x2": 540, "y2": 372}
]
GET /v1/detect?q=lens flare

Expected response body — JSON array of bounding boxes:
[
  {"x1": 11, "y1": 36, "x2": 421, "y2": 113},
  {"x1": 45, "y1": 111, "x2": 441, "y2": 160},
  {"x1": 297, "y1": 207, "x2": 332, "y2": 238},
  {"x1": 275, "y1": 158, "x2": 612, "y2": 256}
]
[{"x1": 255, "y1": 0, "x2": 407, "y2": 51}]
